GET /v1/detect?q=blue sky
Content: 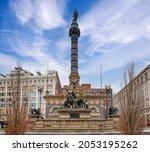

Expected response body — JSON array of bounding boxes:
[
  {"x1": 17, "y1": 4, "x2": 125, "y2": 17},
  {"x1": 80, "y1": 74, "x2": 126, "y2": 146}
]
[{"x1": 0, "y1": 0, "x2": 150, "y2": 93}]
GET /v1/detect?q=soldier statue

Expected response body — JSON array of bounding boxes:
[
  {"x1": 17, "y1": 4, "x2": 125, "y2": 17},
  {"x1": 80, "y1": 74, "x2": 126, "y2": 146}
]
[
  {"x1": 63, "y1": 89, "x2": 88, "y2": 109},
  {"x1": 73, "y1": 8, "x2": 78, "y2": 22}
]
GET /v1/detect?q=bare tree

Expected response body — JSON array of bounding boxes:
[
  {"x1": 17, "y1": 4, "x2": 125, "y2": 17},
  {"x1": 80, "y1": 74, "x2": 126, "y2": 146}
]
[
  {"x1": 119, "y1": 62, "x2": 144, "y2": 134},
  {"x1": 5, "y1": 66, "x2": 29, "y2": 134}
]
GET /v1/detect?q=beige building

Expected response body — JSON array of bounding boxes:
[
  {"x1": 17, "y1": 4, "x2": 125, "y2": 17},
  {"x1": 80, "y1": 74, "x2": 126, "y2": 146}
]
[
  {"x1": 0, "y1": 67, "x2": 61, "y2": 121},
  {"x1": 113, "y1": 65, "x2": 150, "y2": 126}
]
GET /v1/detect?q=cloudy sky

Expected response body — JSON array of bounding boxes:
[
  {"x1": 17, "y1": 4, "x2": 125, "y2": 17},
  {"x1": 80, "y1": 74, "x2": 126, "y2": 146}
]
[{"x1": 0, "y1": 0, "x2": 150, "y2": 93}]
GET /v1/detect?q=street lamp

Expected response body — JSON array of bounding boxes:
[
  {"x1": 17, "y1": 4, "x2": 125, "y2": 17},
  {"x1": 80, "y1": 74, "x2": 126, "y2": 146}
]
[{"x1": 38, "y1": 86, "x2": 43, "y2": 117}]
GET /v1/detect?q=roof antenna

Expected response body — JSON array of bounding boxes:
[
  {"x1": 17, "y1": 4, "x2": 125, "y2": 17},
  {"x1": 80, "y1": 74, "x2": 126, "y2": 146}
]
[
  {"x1": 100, "y1": 64, "x2": 103, "y2": 89},
  {"x1": 46, "y1": 64, "x2": 49, "y2": 95}
]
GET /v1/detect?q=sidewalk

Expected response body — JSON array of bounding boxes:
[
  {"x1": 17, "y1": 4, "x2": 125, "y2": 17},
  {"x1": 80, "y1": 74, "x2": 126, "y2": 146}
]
[
  {"x1": 0, "y1": 130, "x2": 4, "y2": 135},
  {"x1": 143, "y1": 127, "x2": 150, "y2": 132},
  {"x1": 1, "y1": 127, "x2": 150, "y2": 135}
]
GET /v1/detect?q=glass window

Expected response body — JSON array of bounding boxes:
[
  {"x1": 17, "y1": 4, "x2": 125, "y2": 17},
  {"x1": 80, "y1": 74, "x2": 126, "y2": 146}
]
[
  {"x1": 145, "y1": 72, "x2": 148, "y2": 81},
  {"x1": 31, "y1": 91, "x2": 36, "y2": 96},
  {"x1": 0, "y1": 103, "x2": 5, "y2": 107},
  {"x1": 2, "y1": 93, "x2": 5, "y2": 96},
  {"x1": 30, "y1": 97, "x2": 36, "y2": 102},
  {"x1": 91, "y1": 107, "x2": 97, "y2": 112},
  {"x1": 141, "y1": 76, "x2": 143, "y2": 83},
  {"x1": 137, "y1": 79, "x2": 139, "y2": 85},
  {"x1": 48, "y1": 85, "x2": 53, "y2": 89},
  {"x1": 30, "y1": 103, "x2": 36, "y2": 107},
  {"x1": 7, "y1": 92, "x2": 11, "y2": 96},
  {"x1": 53, "y1": 108, "x2": 59, "y2": 113}
]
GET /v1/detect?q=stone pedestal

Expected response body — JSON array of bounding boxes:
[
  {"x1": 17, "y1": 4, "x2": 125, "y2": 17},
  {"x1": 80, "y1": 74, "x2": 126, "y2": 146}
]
[
  {"x1": 33, "y1": 118, "x2": 116, "y2": 133},
  {"x1": 33, "y1": 108, "x2": 117, "y2": 134},
  {"x1": 111, "y1": 115, "x2": 120, "y2": 131},
  {"x1": 58, "y1": 109, "x2": 91, "y2": 119}
]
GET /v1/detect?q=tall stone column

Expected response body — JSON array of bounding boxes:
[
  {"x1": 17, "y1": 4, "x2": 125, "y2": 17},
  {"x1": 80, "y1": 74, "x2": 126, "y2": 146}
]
[{"x1": 69, "y1": 9, "x2": 80, "y2": 88}]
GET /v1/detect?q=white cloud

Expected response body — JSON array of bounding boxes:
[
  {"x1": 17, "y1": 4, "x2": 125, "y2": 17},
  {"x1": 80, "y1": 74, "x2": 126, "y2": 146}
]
[
  {"x1": 8, "y1": 0, "x2": 70, "y2": 86},
  {"x1": 0, "y1": 53, "x2": 16, "y2": 73},
  {"x1": 7, "y1": 0, "x2": 150, "y2": 90},
  {"x1": 80, "y1": 0, "x2": 150, "y2": 54},
  {"x1": 9, "y1": 34, "x2": 46, "y2": 58},
  {"x1": 0, "y1": 52, "x2": 69, "y2": 86},
  {"x1": 10, "y1": 0, "x2": 67, "y2": 31},
  {"x1": 34, "y1": 0, "x2": 67, "y2": 30},
  {"x1": 147, "y1": 25, "x2": 150, "y2": 32},
  {"x1": 80, "y1": 39, "x2": 150, "y2": 75},
  {"x1": 77, "y1": 0, "x2": 150, "y2": 90},
  {"x1": 8, "y1": 33, "x2": 70, "y2": 86},
  {"x1": 11, "y1": 0, "x2": 33, "y2": 24}
]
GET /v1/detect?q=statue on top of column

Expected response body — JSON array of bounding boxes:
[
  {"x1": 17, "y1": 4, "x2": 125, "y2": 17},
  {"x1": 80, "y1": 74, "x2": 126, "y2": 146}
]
[{"x1": 73, "y1": 8, "x2": 78, "y2": 22}]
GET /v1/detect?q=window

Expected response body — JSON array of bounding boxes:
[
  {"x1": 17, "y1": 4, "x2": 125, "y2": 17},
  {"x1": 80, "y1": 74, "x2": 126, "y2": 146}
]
[
  {"x1": 34, "y1": 80, "x2": 37, "y2": 83},
  {"x1": 141, "y1": 76, "x2": 143, "y2": 83},
  {"x1": 22, "y1": 92, "x2": 28, "y2": 96},
  {"x1": 30, "y1": 97, "x2": 36, "y2": 102},
  {"x1": 134, "y1": 81, "x2": 136, "y2": 87},
  {"x1": 145, "y1": 72, "x2": 148, "y2": 81},
  {"x1": 7, "y1": 98, "x2": 11, "y2": 102},
  {"x1": 7, "y1": 92, "x2": 11, "y2": 96},
  {"x1": 1, "y1": 93, "x2": 5, "y2": 96},
  {"x1": 2, "y1": 87, "x2": 5, "y2": 91},
  {"x1": 48, "y1": 85, "x2": 53, "y2": 89},
  {"x1": 31, "y1": 91, "x2": 36, "y2": 96},
  {"x1": 137, "y1": 79, "x2": 139, "y2": 85},
  {"x1": 49, "y1": 91, "x2": 53, "y2": 95},
  {"x1": 30, "y1": 103, "x2": 36, "y2": 107},
  {"x1": 31, "y1": 86, "x2": 36, "y2": 90},
  {"x1": 53, "y1": 107, "x2": 59, "y2": 113},
  {"x1": 0, "y1": 103, "x2": 5, "y2": 108},
  {"x1": 91, "y1": 107, "x2": 97, "y2": 113}
]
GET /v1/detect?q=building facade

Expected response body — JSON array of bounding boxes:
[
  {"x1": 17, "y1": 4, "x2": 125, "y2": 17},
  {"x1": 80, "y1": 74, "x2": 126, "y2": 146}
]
[
  {"x1": 0, "y1": 67, "x2": 61, "y2": 121},
  {"x1": 113, "y1": 65, "x2": 150, "y2": 126},
  {"x1": 80, "y1": 84, "x2": 112, "y2": 118}
]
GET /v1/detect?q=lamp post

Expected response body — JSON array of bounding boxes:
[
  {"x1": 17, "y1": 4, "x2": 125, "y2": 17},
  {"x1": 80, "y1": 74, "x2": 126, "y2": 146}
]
[{"x1": 38, "y1": 86, "x2": 43, "y2": 117}]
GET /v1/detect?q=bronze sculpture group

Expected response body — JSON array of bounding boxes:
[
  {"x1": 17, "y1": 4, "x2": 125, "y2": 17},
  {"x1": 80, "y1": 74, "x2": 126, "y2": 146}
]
[{"x1": 63, "y1": 89, "x2": 88, "y2": 109}]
